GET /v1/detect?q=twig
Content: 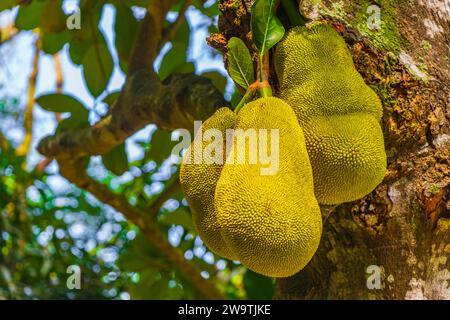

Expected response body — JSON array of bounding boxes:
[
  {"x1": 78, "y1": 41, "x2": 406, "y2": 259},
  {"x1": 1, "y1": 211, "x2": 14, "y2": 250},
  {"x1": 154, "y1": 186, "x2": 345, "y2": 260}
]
[
  {"x1": 53, "y1": 53, "x2": 63, "y2": 122},
  {"x1": 0, "y1": 131, "x2": 11, "y2": 152},
  {"x1": 16, "y1": 34, "x2": 41, "y2": 157},
  {"x1": 0, "y1": 24, "x2": 18, "y2": 46},
  {"x1": 128, "y1": 1, "x2": 173, "y2": 73},
  {"x1": 159, "y1": 0, "x2": 193, "y2": 50},
  {"x1": 33, "y1": 54, "x2": 63, "y2": 174},
  {"x1": 34, "y1": 158, "x2": 52, "y2": 173}
]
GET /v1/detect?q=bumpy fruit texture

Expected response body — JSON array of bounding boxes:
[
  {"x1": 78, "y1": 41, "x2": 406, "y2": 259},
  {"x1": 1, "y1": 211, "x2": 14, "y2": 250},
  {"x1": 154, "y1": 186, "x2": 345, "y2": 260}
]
[
  {"x1": 275, "y1": 24, "x2": 387, "y2": 205},
  {"x1": 215, "y1": 97, "x2": 322, "y2": 277},
  {"x1": 180, "y1": 98, "x2": 322, "y2": 277},
  {"x1": 180, "y1": 107, "x2": 238, "y2": 260}
]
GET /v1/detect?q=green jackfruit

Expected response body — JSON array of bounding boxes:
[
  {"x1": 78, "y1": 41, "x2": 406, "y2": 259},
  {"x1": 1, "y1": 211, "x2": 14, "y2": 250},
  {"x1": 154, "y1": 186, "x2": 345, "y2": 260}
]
[
  {"x1": 275, "y1": 24, "x2": 387, "y2": 205},
  {"x1": 215, "y1": 97, "x2": 322, "y2": 277},
  {"x1": 180, "y1": 107, "x2": 238, "y2": 260}
]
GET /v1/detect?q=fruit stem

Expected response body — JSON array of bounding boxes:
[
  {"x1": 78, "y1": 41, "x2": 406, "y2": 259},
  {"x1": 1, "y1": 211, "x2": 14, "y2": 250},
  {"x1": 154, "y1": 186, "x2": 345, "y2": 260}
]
[
  {"x1": 259, "y1": 54, "x2": 264, "y2": 83},
  {"x1": 259, "y1": 84, "x2": 272, "y2": 98},
  {"x1": 234, "y1": 88, "x2": 255, "y2": 113},
  {"x1": 234, "y1": 79, "x2": 273, "y2": 113}
]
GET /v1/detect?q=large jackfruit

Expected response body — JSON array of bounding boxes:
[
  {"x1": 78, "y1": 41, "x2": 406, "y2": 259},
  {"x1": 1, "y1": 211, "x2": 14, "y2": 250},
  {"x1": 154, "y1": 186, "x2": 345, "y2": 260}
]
[
  {"x1": 275, "y1": 24, "x2": 387, "y2": 205},
  {"x1": 215, "y1": 97, "x2": 322, "y2": 277},
  {"x1": 180, "y1": 107, "x2": 238, "y2": 260}
]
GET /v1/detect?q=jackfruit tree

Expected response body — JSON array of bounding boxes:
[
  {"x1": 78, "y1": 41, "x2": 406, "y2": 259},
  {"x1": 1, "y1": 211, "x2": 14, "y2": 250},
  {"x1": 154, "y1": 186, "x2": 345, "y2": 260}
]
[{"x1": 0, "y1": 0, "x2": 449, "y2": 300}]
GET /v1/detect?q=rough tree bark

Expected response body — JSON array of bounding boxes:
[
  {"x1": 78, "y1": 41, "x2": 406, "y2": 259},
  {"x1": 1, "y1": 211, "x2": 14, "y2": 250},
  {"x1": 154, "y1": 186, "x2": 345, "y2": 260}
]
[
  {"x1": 211, "y1": 0, "x2": 449, "y2": 299},
  {"x1": 276, "y1": 0, "x2": 449, "y2": 300}
]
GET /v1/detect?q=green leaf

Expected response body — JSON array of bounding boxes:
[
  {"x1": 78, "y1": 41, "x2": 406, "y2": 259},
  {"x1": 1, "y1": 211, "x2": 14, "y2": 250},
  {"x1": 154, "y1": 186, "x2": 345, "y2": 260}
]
[
  {"x1": 251, "y1": 0, "x2": 285, "y2": 54},
  {"x1": 15, "y1": 1, "x2": 48, "y2": 30},
  {"x1": 158, "y1": 45, "x2": 194, "y2": 80},
  {"x1": 149, "y1": 130, "x2": 179, "y2": 164},
  {"x1": 226, "y1": 37, "x2": 254, "y2": 89},
  {"x1": 114, "y1": 0, "x2": 147, "y2": 7},
  {"x1": 36, "y1": 93, "x2": 89, "y2": 119},
  {"x1": 159, "y1": 207, "x2": 195, "y2": 232},
  {"x1": 82, "y1": 35, "x2": 114, "y2": 97},
  {"x1": 172, "y1": 17, "x2": 191, "y2": 46},
  {"x1": 230, "y1": 86, "x2": 243, "y2": 109},
  {"x1": 243, "y1": 270, "x2": 275, "y2": 299},
  {"x1": 40, "y1": 0, "x2": 66, "y2": 33},
  {"x1": 201, "y1": 71, "x2": 227, "y2": 94},
  {"x1": 115, "y1": 4, "x2": 139, "y2": 74},
  {"x1": 158, "y1": 19, "x2": 192, "y2": 80},
  {"x1": 42, "y1": 30, "x2": 69, "y2": 54},
  {"x1": 0, "y1": 0, "x2": 18, "y2": 11},
  {"x1": 175, "y1": 62, "x2": 195, "y2": 74},
  {"x1": 102, "y1": 143, "x2": 129, "y2": 176},
  {"x1": 102, "y1": 91, "x2": 121, "y2": 108},
  {"x1": 68, "y1": 8, "x2": 102, "y2": 65},
  {"x1": 55, "y1": 116, "x2": 88, "y2": 134},
  {"x1": 193, "y1": 0, "x2": 220, "y2": 17}
]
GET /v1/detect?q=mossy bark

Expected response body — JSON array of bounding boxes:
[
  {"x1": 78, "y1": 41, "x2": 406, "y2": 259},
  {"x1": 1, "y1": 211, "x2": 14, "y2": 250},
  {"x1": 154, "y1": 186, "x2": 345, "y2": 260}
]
[
  {"x1": 278, "y1": 0, "x2": 450, "y2": 300},
  {"x1": 212, "y1": 0, "x2": 449, "y2": 299}
]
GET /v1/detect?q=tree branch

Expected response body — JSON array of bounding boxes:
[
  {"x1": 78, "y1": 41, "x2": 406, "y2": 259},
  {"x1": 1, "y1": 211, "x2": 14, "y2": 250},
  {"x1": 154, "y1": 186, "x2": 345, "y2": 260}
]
[
  {"x1": 35, "y1": 4, "x2": 227, "y2": 299},
  {"x1": 34, "y1": 53, "x2": 63, "y2": 174},
  {"x1": 16, "y1": 34, "x2": 40, "y2": 157},
  {"x1": 128, "y1": 1, "x2": 175, "y2": 74},
  {"x1": 37, "y1": 71, "x2": 225, "y2": 159},
  {"x1": 53, "y1": 53, "x2": 63, "y2": 123},
  {"x1": 38, "y1": 4, "x2": 225, "y2": 160},
  {"x1": 58, "y1": 159, "x2": 226, "y2": 300},
  {"x1": 159, "y1": 0, "x2": 193, "y2": 50},
  {"x1": 0, "y1": 131, "x2": 11, "y2": 152}
]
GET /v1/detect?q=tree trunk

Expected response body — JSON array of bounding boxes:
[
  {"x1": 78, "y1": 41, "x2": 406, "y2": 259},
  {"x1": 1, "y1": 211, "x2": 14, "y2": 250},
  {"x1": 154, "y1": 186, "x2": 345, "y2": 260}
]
[
  {"x1": 276, "y1": 0, "x2": 450, "y2": 300},
  {"x1": 214, "y1": 0, "x2": 449, "y2": 299}
]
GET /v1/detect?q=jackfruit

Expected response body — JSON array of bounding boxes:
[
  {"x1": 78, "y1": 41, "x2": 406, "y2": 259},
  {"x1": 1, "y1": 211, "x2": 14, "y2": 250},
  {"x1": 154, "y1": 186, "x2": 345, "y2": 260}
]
[
  {"x1": 275, "y1": 23, "x2": 386, "y2": 205},
  {"x1": 180, "y1": 107, "x2": 238, "y2": 260},
  {"x1": 215, "y1": 97, "x2": 322, "y2": 277}
]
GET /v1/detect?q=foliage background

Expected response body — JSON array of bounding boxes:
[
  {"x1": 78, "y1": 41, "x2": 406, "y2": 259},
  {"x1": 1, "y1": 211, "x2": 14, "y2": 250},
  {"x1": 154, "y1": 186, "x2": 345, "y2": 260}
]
[{"x1": 0, "y1": 0, "x2": 275, "y2": 300}]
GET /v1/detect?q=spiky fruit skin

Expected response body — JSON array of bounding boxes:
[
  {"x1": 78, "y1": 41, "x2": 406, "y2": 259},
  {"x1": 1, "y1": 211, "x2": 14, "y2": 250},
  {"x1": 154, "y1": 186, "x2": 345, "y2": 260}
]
[
  {"x1": 275, "y1": 23, "x2": 387, "y2": 205},
  {"x1": 215, "y1": 97, "x2": 322, "y2": 278},
  {"x1": 180, "y1": 107, "x2": 238, "y2": 260}
]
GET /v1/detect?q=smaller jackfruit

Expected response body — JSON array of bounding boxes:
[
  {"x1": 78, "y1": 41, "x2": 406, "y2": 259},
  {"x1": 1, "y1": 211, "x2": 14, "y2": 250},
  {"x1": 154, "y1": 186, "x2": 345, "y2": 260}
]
[
  {"x1": 180, "y1": 108, "x2": 238, "y2": 260},
  {"x1": 274, "y1": 23, "x2": 387, "y2": 205},
  {"x1": 302, "y1": 114, "x2": 386, "y2": 204},
  {"x1": 215, "y1": 97, "x2": 322, "y2": 277}
]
